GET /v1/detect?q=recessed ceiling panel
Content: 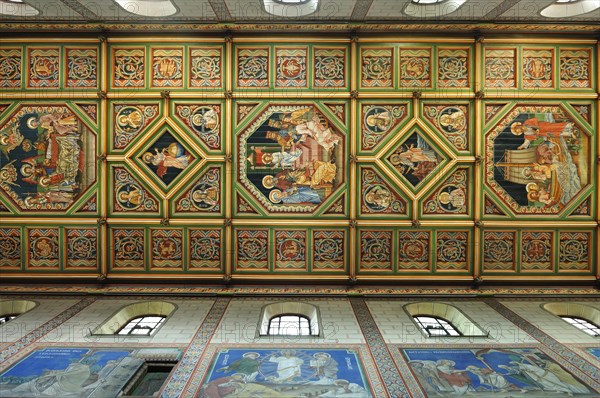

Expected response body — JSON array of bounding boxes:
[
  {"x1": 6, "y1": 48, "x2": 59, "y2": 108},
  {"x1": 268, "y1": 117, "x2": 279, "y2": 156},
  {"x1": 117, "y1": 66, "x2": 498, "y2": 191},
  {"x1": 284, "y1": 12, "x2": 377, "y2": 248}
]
[
  {"x1": 366, "y1": 0, "x2": 507, "y2": 19},
  {"x1": 9, "y1": 0, "x2": 82, "y2": 18},
  {"x1": 78, "y1": 0, "x2": 216, "y2": 19},
  {"x1": 498, "y1": 0, "x2": 600, "y2": 20},
  {"x1": 223, "y1": 0, "x2": 355, "y2": 20}
]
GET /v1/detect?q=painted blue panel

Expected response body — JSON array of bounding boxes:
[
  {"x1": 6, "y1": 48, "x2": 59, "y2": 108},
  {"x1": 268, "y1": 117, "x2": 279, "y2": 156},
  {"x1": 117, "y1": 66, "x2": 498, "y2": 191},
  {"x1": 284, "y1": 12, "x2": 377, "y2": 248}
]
[
  {"x1": 197, "y1": 348, "x2": 372, "y2": 397},
  {"x1": 402, "y1": 348, "x2": 594, "y2": 397},
  {"x1": 0, "y1": 347, "x2": 139, "y2": 397},
  {"x1": 587, "y1": 348, "x2": 600, "y2": 361}
]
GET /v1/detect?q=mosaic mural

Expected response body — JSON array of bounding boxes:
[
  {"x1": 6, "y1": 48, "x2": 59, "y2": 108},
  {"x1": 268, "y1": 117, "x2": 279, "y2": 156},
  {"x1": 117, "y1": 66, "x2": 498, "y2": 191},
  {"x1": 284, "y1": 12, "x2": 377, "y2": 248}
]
[
  {"x1": 0, "y1": 38, "x2": 596, "y2": 280},
  {"x1": 198, "y1": 348, "x2": 373, "y2": 398},
  {"x1": 403, "y1": 348, "x2": 595, "y2": 397}
]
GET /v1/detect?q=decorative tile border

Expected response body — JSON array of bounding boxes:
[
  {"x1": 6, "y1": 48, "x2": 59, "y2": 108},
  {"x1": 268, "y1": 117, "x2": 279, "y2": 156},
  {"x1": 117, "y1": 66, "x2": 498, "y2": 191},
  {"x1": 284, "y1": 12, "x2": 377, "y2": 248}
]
[
  {"x1": 159, "y1": 297, "x2": 230, "y2": 398},
  {"x1": 0, "y1": 297, "x2": 96, "y2": 367},
  {"x1": 484, "y1": 299, "x2": 600, "y2": 392},
  {"x1": 350, "y1": 297, "x2": 411, "y2": 398},
  {"x1": 1, "y1": 286, "x2": 599, "y2": 297}
]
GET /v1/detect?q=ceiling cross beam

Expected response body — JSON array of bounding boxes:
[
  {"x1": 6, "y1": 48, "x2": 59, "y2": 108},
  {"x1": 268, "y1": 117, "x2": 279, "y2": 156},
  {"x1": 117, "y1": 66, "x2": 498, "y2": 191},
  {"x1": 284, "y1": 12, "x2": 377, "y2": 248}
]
[
  {"x1": 482, "y1": 0, "x2": 523, "y2": 20},
  {"x1": 351, "y1": 0, "x2": 374, "y2": 21}
]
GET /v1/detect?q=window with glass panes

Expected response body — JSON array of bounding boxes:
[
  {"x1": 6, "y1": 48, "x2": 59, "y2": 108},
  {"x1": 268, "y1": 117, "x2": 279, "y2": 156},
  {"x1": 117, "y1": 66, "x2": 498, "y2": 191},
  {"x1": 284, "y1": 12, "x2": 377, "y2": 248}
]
[
  {"x1": 414, "y1": 315, "x2": 461, "y2": 337},
  {"x1": 268, "y1": 314, "x2": 312, "y2": 336},
  {"x1": 0, "y1": 315, "x2": 17, "y2": 325},
  {"x1": 561, "y1": 316, "x2": 600, "y2": 336},
  {"x1": 117, "y1": 316, "x2": 166, "y2": 336}
]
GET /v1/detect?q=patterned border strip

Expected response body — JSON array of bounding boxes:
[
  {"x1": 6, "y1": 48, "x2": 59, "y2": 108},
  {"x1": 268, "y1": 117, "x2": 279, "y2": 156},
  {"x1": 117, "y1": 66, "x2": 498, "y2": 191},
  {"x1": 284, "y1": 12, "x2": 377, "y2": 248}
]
[
  {"x1": 350, "y1": 297, "x2": 411, "y2": 398},
  {"x1": 0, "y1": 297, "x2": 96, "y2": 366},
  {"x1": 484, "y1": 299, "x2": 600, "y2": 392},
  {"x1": 1, "y1": 286, "x2": 599, "y2": 296},
  {"x1": 160, "y1": 297, "x2": 231, "y2": 398}
]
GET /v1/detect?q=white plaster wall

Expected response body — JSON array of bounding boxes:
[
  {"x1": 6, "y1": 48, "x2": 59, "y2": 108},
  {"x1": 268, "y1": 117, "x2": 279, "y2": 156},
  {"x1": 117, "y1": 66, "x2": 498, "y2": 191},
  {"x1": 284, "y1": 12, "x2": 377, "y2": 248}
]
[
  {"x1": 52, "y1": 298, "x2": 214, "y2": 344},
  {"x1": 211, "y1": 299, "x2": 364, "y2": 344},
  {"x1": 500, "y1": 300, "x2": 600, "y2": 344},
  {"x1": 367, "y1": 300, "x2": 536, "y2": 344},
  {"x1": 0, "y1": 298, "x2": 80, "y2": 343}
]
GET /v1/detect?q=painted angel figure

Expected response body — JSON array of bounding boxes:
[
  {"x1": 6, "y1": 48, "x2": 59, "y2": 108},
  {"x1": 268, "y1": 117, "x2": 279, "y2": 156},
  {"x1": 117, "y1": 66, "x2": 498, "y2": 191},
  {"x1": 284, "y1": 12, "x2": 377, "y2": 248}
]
[{"x1": 142, "y1": 142, "x2": 191, "y2": 178}]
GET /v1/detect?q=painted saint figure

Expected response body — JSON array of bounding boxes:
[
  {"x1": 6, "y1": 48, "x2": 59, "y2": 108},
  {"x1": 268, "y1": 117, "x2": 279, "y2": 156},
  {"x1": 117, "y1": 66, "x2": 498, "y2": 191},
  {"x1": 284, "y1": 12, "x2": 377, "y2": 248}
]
[
  {"x1": 267, "y1": 350, "x2": 304, "y2": 384},
  {"x1": 142, "y1": 142, "x2": 191, "y2": 179}
]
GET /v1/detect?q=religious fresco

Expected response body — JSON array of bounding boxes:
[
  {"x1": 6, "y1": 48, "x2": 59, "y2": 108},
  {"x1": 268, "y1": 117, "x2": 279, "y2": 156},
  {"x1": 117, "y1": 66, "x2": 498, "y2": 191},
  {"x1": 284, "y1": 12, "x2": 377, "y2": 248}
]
[
  {"x1": 359, "y1": 103, "x2": 408, "y2": 153},
  {"x1": 0, "y1": 104, "x2": 96, "y2": 212},
  {"x1": 237, "y1": 104, "x2": 345, "y2": 214},
  {"x1": 587, "y1": 348, "x2": 600, "y2": 362},
  {"x1": 198, "y1": 348, "x2": 373, "y2": 398},
  {"x1": 485, "y1": 105, "x2": 591, "y2": 216},
  {"x1": 403, "y1": 348, "x2": 594, "y2": 397},
  {"x1": 384, "y1": 131, "x2": 446, "y2": 190},
  {"x1": 0, "y1": 347, "x2": 181, "y2": 398},
  {"x1": 422, "y1": 104, "x2": 470, "y2": 153},
  {"x1": 139, "y1": 130, "x2": 196, "y2": 187}
]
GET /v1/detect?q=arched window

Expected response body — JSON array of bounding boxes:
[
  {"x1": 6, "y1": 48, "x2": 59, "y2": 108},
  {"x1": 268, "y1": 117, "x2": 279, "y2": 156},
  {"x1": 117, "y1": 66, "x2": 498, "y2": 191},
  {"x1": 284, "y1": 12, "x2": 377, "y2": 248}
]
[
  {"x1": 268, "y1": 314, "x2": 312, "y2": 336},
  {"x1": 92, "y1": 301, "x2": 176, "y2": 336},
  {"x1": 263, "y1": 0, "x2": 319, "y2": 17},
  {"x1": 413, "y1": 315, "x2": 461, "y2": 337},
  {"x1": 403, "y1": 0, "x2": 467, "y2": 17},
  {"x1": 113, "y1": 0, "x2": 178, "y2": 17},
  {"x1": 117, "y1": 315, "x2": 166, "y2": 336},
  {"x1": 0, "y1": 315, "x2": 18, "y2": 325},
  {"x1": 540, "y1": 0, "x2": 600, "y2": 18},
  {"x1": 0, "y1": 300, "x2": 37, "y2": 325},
  {"x1": 560, "y1": 316, "x2": 600, "y2": 336},
  {"x1": 405, "y1": 302, "x2": 488, "y2": 338},
  {"x1": 258, "y1": 302, "x2": 321, "y2": 337},
  {"x1": 543, "y1": 303, "x2": 600, "y2": 337}
]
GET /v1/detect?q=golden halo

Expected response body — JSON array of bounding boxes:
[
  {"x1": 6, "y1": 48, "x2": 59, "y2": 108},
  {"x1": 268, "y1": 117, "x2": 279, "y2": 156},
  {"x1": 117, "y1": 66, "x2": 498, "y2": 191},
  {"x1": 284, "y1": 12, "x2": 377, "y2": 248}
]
[
  {"x1": 262, "y1": 175, "x2": 275, "y2": 189},
  {"x1": 438, "y1": 191, "x2": 451, "y2": 205},
  {"x1": 510, "y1": 122, "x2": 524, "y2": 136},
  {"x1": 269, "y1": 189, "x2": 282, "y2": 203}
]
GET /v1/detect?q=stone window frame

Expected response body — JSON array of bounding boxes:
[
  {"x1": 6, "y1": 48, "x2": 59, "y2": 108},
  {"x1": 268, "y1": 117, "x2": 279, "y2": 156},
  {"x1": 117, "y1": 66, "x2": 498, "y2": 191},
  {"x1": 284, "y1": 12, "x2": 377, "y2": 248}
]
[
  {"x1": 0, "y1": 300, "x2": 37, "y2": 325},
  {"x1": 91, "y1": 301, "x2": 177, "y2": 337},
  {"x1": 257, "y1": 302, "x2": 322, "y2": 338},
  {"x1": 404, "y1": 302, "x2": 488, "y2": 338},
  {"x1": 543, "y1": 302, "x2": 600, "y2": 337}
]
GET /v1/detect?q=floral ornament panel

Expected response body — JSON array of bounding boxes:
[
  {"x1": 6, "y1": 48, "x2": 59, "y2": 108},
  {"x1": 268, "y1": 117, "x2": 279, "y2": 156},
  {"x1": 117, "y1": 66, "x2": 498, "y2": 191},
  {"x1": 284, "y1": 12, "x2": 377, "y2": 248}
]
[
  {"x1": 66, "y1": 48, "x2": 97, "y2": 88},
  {"x1": 276, "y1": 48, "x2": 307, "y2": 88},
  {"x1": 112, "y1": 103, "x2": 160, "y2": 151},
  {"x1": 237, "y1": 48, "x2": 269, "y2": 88},
  {"x1": 238, "y1": 104, "x2": 345, "y2": 215},
  {"x1": 175, "y1": 104, "x2": 221, "y2": 151},
  {"x1": 27, "y1": 227, "x2": 59, "y2": 268},
  {"x1": 400, "y1": 48, "x2": 431, "y2": 88},
  {"x1": 422, "y1": 104, "x2": 469, "y2": 152},
  {"x1": 75, "y1": 103, "x2": 98, "y2": 125},
  {"x1": 359, "y1": 230, "x2": 393, "y2": 271},
  {"x1": 484, "y1": 103, "x2": 507, "y2": 125},
  {"x1": 174, "y1": 167, "x2": 221, "y2": 214},
  {"x1": 27, "y1": 48, "x2": 59, "y2": 88},
  {"x1": 559, "y1": 231, "x2": 591, "y2": 271},
  {"x1": 235, "y1": 229, "x2": 269, "y2": 270},
  {"x1": 523, "y1": 48, "x2": 554, "y2": 89},
  {"x1": 0, "y1": 105, "x2": 96, "y2": 213},
  {"x1": 189, "y1": 47, "x2": 222, "y2": 88},
  {"x1": 314, "y1": 48, "x2": 346, "y2": 88},
  {"x1": 569, "y1": 195, "x2": 591, "y2": 216},
  {"x1": 0, "y1": 48, "x2": 22, "y2": 88},
  {"x1": 139, "y1": 130, "x2": 196, "y2": 187},
  {"x1": 113, "y1": 48, "x2": 145, "y2": 88},
  {"x1": 360, "y1": 103, "x2": 407, "y2": 152},
  {"x1": 312, "y1": 230, "x2": 345, "y2": 270},
  {"x1": 151, "y1": 48, "x2": 183, "y2": 88},
  {"x1": 485, "y1": 105, "x2": 590, "y2": 216},
  {"x1": 65, "y1": 228, "x2": 97, "y2": 269},
  {"x1": 0, "y1": 228, "x2": 21, "y2": 268},
  {"x1": 189, "y1": 229, "x2": 221, "y2": 270},
  {"x1": 151, "y1": 229, "x2": 183, "y2": 269},
  {"x1": 570, "y1": 104, "x2": 591, "y2": 124},
  {"x1": 521, "y1": 231, "x2": 553, "y2": 271},
  {"x1": 482, "y1": 231, "x2": 516, "y2": 271},
  {"x1": 485, "y1": 48, "x2": 516, "y2": 88},
  {"x1": 438, "y1": 48, "x2": 469, "y2": 88},
  {"x1": 422, "y1": 168, "x2": 469, "y2": 216},
  {"x1": 560, "y1": 49, "x2": 592, "y2": 88},
  {"x1": 112, "y1": 228, "x2": 145, "y2": 269},
  {"x1": 112, "y1": 167, "x2": 159, "y2": 214},
  {"x1": 359, "y1": 167, "x2": 407, "y2": 216},
  {"x1": 74, "y1": 194, "x2": 97, "y2": 214},
  {"x1": 275, "y1": 230, "x2": 307, "y2": 270},
  {"x1": 398, "y1": 231, "x2": 431, "y2": 271},
  {"x1": 361, "y1": 47, "x2": 393, "y2": 88},
  {"x1": 436, "y1": 230, "x2": 469, "y2": 271}
]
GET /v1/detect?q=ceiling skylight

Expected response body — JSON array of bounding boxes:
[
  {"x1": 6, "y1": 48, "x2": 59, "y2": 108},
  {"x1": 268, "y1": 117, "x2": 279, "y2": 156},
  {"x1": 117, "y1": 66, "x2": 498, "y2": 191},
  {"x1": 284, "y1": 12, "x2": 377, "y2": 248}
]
[
  {"x1": 404, "y1": 0, "x2": 466, "y2": 17},
  {"x1": 541, "y1": 0, "x2": 600, "y2": 17},
  {"x1": 114, "y1": 0, "x2": 178, "y2": 17},
  {"x1": 263, "y1": 0, "x2": 319, "y2": 17},
  {"x1": 0, "y1": 0, "x2": 39, "y2": 16}
]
